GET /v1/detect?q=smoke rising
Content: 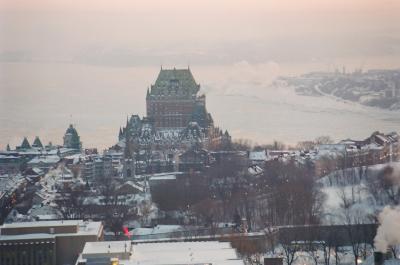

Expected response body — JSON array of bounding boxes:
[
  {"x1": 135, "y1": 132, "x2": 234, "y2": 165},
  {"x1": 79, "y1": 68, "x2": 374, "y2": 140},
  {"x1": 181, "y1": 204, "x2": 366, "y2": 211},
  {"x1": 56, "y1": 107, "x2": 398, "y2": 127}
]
[{"x1": 374, "y1": 205, "x2": 400, "y2": 252}]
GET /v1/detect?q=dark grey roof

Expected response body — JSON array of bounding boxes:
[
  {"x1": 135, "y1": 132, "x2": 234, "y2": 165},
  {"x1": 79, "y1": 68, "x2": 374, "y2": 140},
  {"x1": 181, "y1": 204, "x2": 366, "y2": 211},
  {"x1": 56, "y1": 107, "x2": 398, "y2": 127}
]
[
  {"x1": 32, "y1": 136, "x2": 43, "y2": 148},
  {"x1": 66, "y1": 124, "x2": 78, "y2": 135},
  {"x1": 20, "y1": 137, "x2": 31, "y2": 149}
]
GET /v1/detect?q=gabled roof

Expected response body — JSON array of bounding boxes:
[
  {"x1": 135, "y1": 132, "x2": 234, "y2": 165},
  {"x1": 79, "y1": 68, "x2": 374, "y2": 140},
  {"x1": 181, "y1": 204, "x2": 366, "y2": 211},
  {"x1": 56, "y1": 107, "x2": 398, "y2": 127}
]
[
  {"x1": 24, "y1": 167, "x2": 44, "y2": 176},
  {"x1": 28, "y1": 155, "x2": 60, "y2": 165},
  {"x1": 117, "y1": 181, "x2": 144, "y2": 194}
]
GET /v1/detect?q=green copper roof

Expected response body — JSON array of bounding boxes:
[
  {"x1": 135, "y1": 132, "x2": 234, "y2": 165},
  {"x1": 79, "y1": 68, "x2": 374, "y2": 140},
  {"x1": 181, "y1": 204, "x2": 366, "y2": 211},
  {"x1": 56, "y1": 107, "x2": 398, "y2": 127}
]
[{"x1": 149, "y1": 68, "x2": 200, "y2": 97}]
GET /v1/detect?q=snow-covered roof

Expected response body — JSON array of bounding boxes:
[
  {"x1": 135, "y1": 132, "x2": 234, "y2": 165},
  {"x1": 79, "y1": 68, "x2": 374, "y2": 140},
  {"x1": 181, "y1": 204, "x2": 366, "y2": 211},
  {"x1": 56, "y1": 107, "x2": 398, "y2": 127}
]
[
  {"x1": 28, "y1": 155, "x2": 60, "y2": 165},
  {"x1": 248, "y1": 165, "x2": 264, "y2": 175},
  {"x1": 82, "y1": 240, "x2": 132, "y2": 256},
  {"x1": 317, "y1": 144, "x2": 346, "y2": 152},
  {"x1": 131, "y1": 225, "x2": 183, "y2": 236},
  {"x1": 149, "y1": 175, "x2": 176, "y2": 181},
  {"x1": 361, "y1": 143, "x2": 383, "y2": 151},
  {"x1": 31, "y1": 167, "x2": 44, "y2": 175},
  {"x1": 118, "y1": 181, "x2": 145, "y2": 193},
  {"x1": 0, "y1": 174, "x2": 26, "y2": 199},
  {"x1": 0, "y1": 154, "x2": 20, "y2": 159},
  {"x1": 0, "y1": 220, "x2": 103, "y2": 240},
  {"x1": 78, "y1": 241, "x2": 244, "y2": 265},
  {"x1": 29, "y1": 205, "x2": 62, "y2": 220},
  {"x1": 64, "y1": 153, "x2": 85, "y2": 163},
  {"x1": 249, "y1": 151, "x2": 267, "y2": 161},
  {"x1": 1, "y1": 220, "x2": 80, "y2": 228},
  {"x1": 375, "y1": 134, "x2": 389, "y2": 143}
]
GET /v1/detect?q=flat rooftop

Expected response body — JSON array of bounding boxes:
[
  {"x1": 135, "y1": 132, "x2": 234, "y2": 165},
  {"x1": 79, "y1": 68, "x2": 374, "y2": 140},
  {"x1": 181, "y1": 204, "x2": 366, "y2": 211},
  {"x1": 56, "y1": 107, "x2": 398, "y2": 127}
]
[
  {"x1": 0, "y1": 233, "x2": 56, "y2": 241},
  {"x1": 0, "y1": 220, "x2": 103, "y2": 241},
  {"x1": 1, "y1": 220, "x2": 80, "y2": 229},
  {"x1": 78, "y1": 241, "x2": 244, "y2": 265},
  {"x1": 82, "y1": 241, "x2": 132, "y2": 255}
]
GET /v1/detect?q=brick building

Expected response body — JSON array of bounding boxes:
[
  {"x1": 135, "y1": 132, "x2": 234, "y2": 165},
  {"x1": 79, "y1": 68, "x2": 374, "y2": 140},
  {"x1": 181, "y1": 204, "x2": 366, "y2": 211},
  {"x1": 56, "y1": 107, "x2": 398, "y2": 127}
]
[
  {"x1": 146, "y1": 67, "x2": 211, "y2": 129},
  {"x1": 0, "y1": 220, "x2": 103, "y2": 265}
]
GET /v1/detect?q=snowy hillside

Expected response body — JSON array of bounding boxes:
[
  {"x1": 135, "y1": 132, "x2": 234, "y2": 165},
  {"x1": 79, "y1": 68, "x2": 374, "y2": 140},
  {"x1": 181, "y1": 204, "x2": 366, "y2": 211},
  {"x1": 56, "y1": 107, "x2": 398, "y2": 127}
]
[{"x1": 317, "y1": 162, "x2": 400, "y2": 225}]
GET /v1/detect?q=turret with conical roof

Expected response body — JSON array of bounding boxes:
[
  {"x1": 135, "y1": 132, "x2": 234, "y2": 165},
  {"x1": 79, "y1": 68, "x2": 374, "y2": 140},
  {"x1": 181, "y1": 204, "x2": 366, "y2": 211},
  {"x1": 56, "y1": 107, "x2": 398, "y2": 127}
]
[
  {"x1": 146, "y1": 87, "x2": 150, "y2": 99},
  {"x1": 118, "y1": 127, "x2": 123, "y2": 141},
  {"x1": 20, "y1": 137, "x2": 31, "y2": 149},
  {"x1": 32, "y1": 136, "x2": 43, "y2": 148}
]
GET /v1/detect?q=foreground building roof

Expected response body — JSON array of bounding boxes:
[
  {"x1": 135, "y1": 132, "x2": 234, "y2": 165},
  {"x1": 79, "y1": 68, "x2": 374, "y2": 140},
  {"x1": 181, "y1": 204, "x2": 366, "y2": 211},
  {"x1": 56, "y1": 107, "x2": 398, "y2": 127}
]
[{"x1": 77, "y1": 241, "x2": 244, "y2": 265}]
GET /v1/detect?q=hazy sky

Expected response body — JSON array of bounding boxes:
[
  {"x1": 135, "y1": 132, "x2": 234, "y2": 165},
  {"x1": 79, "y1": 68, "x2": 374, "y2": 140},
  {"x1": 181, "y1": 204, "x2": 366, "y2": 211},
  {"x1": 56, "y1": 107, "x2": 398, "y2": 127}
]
[
  {"x1": 1, "y1": 0, "x2": 400, "y2": 66},
  {"x1": 1, "y1": 0, "x2": 400, "y2": 149}
]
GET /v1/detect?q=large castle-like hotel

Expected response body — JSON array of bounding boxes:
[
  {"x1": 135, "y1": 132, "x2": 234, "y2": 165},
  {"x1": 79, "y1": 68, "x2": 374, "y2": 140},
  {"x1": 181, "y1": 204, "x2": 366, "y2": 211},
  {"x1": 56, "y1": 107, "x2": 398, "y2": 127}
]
[
  {"x1": 118, "y1": 67, "x2": 231, "y2": 151},
  {"x1": 146, "y1": 67, "x2": 210, "y2": 129}
]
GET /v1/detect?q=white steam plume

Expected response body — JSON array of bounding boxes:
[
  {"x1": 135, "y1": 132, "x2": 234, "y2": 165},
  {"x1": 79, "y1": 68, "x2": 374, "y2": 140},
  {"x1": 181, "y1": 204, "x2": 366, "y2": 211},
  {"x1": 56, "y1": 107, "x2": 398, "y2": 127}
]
[{"x1": 374, "y1": 206, "x2": 400, "y2": 252}]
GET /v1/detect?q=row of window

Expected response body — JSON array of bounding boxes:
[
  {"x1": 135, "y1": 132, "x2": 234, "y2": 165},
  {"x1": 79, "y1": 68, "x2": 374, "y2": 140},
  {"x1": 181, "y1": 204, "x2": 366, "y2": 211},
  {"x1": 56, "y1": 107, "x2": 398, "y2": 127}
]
[{"x1": 0, "y1": 244, "x2": 54, "y2": 265}]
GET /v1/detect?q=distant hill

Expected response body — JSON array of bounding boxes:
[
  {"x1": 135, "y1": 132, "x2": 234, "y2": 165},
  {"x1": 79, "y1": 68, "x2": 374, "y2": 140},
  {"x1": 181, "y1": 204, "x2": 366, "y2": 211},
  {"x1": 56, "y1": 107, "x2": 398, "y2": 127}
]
[{"x1": 278, "y1": 69, "x2": 400, "y2": 110}]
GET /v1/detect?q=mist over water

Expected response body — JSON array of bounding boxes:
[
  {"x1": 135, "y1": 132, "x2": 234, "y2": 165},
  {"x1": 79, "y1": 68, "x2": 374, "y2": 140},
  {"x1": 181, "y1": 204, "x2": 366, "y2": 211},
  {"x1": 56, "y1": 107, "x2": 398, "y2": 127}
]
[{"x1": 1, "y1": 60, "x2": 400, "y2": 150}]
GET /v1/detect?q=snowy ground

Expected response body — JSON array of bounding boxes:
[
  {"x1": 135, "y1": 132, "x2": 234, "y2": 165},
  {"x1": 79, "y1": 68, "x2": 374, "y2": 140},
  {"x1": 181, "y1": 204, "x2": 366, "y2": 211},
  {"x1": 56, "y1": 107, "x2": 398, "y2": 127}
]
[
  {"x1": 268, "y1": 245, "x2": 371, "y2": 265},
  {"x1": 318, "y1": 162, "x2": 400, "y2": 225}
]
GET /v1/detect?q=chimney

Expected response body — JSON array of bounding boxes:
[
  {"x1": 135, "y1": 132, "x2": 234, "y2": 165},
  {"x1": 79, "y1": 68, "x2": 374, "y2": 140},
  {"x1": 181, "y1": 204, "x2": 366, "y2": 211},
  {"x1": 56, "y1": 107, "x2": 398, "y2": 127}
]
[
  {"x1": 374, "y1": 251, "x2": 393, "y2": 265},
  {"x1": 374, "y1": 252, "x2": 384, "y2": 265}
]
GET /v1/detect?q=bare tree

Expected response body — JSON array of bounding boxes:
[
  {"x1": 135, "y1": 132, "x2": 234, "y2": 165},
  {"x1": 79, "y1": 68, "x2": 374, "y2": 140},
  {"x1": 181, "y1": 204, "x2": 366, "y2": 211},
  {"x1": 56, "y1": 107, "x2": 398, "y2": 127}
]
[
  {"x1": 56, "y1": 185, "x2": 86, "y2": 219},
  {"x1": 281, "y1": 240, "x2": 301, "y2": 265},
  {"x1": 367, "y1": 165, "x2": 400, "y2": 206},
  {"x1": 138, "y1": 200, "x2": 153, "y2": 226},
  {"x1": 315, "y1": 136, "x2": 334, "y2": 145},
  {"x1": 305, "y1": 227, "x2": 321, "y2": 265},
  {"x1": 229, "y1": 234, "x2": 266, "y2": 265},
  {"x1": 338, "y1": 187, "x2": 369, "y2": 265}
]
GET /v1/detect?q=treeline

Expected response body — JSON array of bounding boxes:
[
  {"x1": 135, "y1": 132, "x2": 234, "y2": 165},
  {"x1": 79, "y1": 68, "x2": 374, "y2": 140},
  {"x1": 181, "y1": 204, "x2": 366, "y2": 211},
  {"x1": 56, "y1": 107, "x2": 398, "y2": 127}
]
[
  {"x1": 151, "y1": 155, "x2": 325, "y2": 230},
  {"x1": 231, "y1": 136, "x2": 334, "y2": 151}
]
